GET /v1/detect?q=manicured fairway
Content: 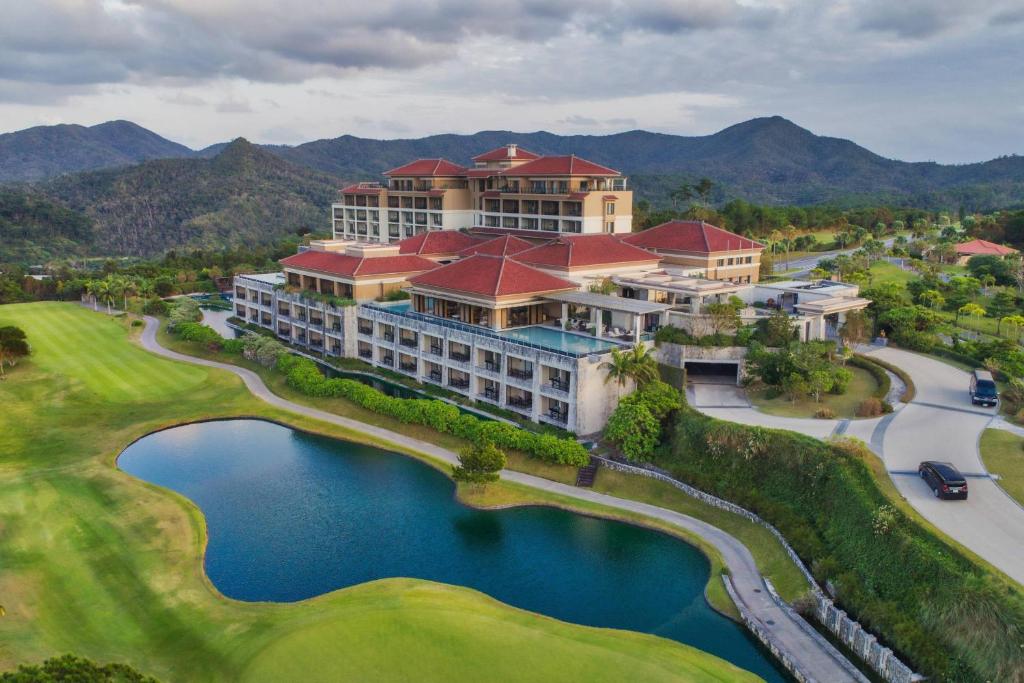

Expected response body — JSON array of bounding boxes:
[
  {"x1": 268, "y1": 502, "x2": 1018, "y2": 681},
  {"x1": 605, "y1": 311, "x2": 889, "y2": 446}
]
[{"x1": 0, "y1": 302, "x2": 761, "y2": 682}]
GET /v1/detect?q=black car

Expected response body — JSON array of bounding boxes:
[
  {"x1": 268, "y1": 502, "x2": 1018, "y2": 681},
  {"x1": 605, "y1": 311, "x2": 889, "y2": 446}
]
[
  {"x1": 969, "y1": 369, "x2": 998, "y2": 407},
  {"x1": 918, "y1": 461, "x2": 969, "y2": 500}
]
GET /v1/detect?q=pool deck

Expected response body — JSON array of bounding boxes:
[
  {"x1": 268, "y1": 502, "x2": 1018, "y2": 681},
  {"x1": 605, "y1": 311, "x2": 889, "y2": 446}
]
[{"x1": 140, "y1": 313, "x2": 865, "y2": 683}]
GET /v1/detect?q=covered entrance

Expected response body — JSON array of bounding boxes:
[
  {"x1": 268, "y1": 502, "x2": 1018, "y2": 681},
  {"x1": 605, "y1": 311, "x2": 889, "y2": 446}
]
[{"x1": 684, "y1": 360, "x2": 741, "y2": 385}]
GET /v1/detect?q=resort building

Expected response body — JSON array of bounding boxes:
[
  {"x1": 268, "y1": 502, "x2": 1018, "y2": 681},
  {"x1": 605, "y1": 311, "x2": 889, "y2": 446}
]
[
  {"x1": 332, "y1": 144, "x2": 632, "y2": 244},
  {"x1": 622, "y1": 220, "x2": 764, "y2": 283},
  {"x1": 235, "y1": 145, "x2": 871, "y2": 435},
  {"x1": 952, "y1": 239, "x2": 1018, "y2": 265}
]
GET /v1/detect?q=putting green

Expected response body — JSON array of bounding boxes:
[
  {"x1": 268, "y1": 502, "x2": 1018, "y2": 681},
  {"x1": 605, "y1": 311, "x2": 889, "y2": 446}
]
[{"x1": 0, "y1": 302, "x2": 761, "y2": 682}]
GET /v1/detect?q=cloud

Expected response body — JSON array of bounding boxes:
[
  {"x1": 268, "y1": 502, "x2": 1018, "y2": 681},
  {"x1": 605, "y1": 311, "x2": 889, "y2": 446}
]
[
  {"x1": 160, "y1": 92, "x2": 207, "y2": 106},
  {"x1": 216, "y1": 97, "x2": 252, "y2": 113},
  {"x1": 557, "y1": 114, "x2": 639, "y2": 128}
]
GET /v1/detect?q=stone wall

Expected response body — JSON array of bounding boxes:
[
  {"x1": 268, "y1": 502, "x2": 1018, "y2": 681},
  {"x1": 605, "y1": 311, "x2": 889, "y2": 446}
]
[{"x1": 591, "y1": 454, "x2": 921, "y2": 683}]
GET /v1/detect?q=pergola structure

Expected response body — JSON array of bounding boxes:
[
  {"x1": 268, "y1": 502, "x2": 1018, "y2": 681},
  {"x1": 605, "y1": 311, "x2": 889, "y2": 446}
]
[{"x1": 547, "y1": 291, "x2": 672, "y2": 343}]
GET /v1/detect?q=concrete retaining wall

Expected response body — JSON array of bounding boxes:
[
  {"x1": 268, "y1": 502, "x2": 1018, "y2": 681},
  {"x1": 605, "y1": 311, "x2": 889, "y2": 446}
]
[{"x1": 592, "y1": 454, "x2": 920, "y2": 683}]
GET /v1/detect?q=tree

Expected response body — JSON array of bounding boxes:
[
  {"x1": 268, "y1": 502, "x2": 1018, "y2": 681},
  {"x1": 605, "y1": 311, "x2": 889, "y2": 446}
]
[
  {"x1": 957, "y1": 302, "x2": 986, "y2": 327},
  {"x1": 670, "y1": 183, "x2": 694, "y2": 212},
  {"x1": 705, "y1": 301, "x2": 741, "y2": 336},
  {"x1": 0, "y1": 326, "x2": 29, "y2": 377},
  {"x1": 604, "y1": 400, "x2": 660, "y2": 461},
  {"x1": 781, "y1": 372, "x2": 809, "y2": 403},
  {"x1": 624, "y1": 344, "x2": 659, "y2": 386},
  {"x1": 83, "y1": 279, "x2": 99, "y2": 310},
  {"x1": 917, "y1": 289, "x2": 945, "y2": 311},
  {"x1": 452, "y1": 441, "x2": 506, "y2": 487},
  {"x1": 839, "y1": 310, "x2": 870, "y2": 345},
  {"x1": 807, "y1": 370, "x2": 833, "y2": 402},
  {"x1": 0, "y1": 654, "x2": 157, "y2": 682},
  {"x1": 756, "y1": 309, "x2": 795, "y2": 347},
  {"x1": 1001, "y1": 315, "x2": 1024, "y2": 341},
  {"x1": 600, "y1": 347, "x2": 633, "y2": 395}
]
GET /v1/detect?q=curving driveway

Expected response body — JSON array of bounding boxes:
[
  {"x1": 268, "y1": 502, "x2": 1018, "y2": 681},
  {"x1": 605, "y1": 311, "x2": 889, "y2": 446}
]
[
  {"x1": 692, "y1": 345, "x2": 1024, "y2": 586},
  {"x1": 138, "y1": 316, "x2": 866, "y2": 683},
  {"x1": 864, "y1": 347, "x2": 1024, "y2": 585}
]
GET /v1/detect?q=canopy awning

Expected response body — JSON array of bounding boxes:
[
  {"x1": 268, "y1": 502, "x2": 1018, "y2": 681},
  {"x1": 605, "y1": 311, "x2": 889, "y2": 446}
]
[{"x1": 547, "y1": 291, "x2": 672, "y2": 315}]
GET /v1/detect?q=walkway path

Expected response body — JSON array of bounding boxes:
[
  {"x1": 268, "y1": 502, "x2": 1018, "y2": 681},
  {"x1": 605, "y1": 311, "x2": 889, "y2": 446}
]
[{"x1": 139, "y1": 316, "x2": 864, "y2": 683}]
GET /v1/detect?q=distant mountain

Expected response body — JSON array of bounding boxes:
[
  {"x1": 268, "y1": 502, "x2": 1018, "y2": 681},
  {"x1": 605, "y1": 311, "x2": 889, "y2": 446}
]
[
  {"x1": 42, "y1": 139, "x2": 340, "y2": 257},
  {"x1": 271, "y1": 117, "x2": 1024, "y2": 208},
  {"x1": 4, "y1": 115, "x2": 1024, "y2": 214},
  {"x1": 0, "y1": 188, "x2": 95, "y2": 263},
  {"x1": 0, "y1": 120, "x2": 194, "y2": 183}
]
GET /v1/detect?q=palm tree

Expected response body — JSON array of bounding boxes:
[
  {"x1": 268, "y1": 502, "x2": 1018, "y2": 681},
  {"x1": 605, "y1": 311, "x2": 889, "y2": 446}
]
[
  {"x1": 625, "y1": 344, "x2": 658, "y2": 386},
  {"x1": 95, "y1": 279, "x2": 115, "y2": 314},
  {"x1": 957, "y1": 303, "x2": 986, "y2": 332},
  {"x1": 83, "y1": 279, "x2": 99, "y2": 311},
  {"x1": 601, "y1": 348, "x2": 633, "y2": 397},
  {"x1": 121, "y1": 276, "x2": 138, "y2": 312}
]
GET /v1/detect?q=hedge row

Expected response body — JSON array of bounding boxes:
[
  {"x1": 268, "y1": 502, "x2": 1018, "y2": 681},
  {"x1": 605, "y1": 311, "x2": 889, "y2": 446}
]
[
  {"x1": 928, "y1": 346, "x2": 980, "y2": 369},
  {"x1": 864, "y1": 355, "x2": 916, "y2": 402},
  {"x1": 849, "y1": 355, "x2": 891, "y2": 400},
  {"x1": 663, "y1": 407, "x2": 1024, "y2": 682},
  {"x1": 276, "y1": 355, "x2": 589, "y2": 466}
]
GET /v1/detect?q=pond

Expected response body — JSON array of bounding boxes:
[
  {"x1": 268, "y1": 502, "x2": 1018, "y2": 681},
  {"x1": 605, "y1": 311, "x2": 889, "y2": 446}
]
[{"x1": 118, "y1": 419, "x2": 786, "y2": 682}]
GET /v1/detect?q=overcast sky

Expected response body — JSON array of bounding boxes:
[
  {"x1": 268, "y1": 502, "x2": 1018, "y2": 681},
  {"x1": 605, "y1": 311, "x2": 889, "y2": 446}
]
[{"x1": 1, "y1": 0, "x2": 1022, "y2": 163}]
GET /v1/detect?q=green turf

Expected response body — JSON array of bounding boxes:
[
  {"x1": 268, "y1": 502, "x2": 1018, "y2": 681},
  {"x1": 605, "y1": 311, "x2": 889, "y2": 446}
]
[
  {"x1": 748, "y1": 365, "x2": 879, "y2": 419},
  {"x1": 980, "y1": 429, "x2": 1024, "y2": 508},
  {"x1": 0, "y1": 302, "x2": 761, "y2": 682}
]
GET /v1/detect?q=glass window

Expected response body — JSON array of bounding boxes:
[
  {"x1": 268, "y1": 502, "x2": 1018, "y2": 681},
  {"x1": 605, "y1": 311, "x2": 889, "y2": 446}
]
[{"x1": 606, "y1": 202, "x2": 615, "y2": 214}]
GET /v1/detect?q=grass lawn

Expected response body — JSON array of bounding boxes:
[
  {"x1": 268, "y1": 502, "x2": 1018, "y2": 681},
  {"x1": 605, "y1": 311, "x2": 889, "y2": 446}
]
[
  {"x1": 748, "y1": 365, "x2": 878, "y2": 419},
  {"x1": 979, "y1": 429, "x2": 1024, "y2": 507},
  {"x1": 0, "y1": 302, "x2": 762, "y2": 682},
  {"x1": 866, "y1": 261, "x2": 918, "y2": 289}
]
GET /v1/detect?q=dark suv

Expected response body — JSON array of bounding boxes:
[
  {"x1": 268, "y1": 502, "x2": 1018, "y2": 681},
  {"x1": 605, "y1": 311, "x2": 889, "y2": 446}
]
[
  {"x1": 918, "y1": 461, "x2": 968, "y2": 500},
  {"x1": 970, "y1": 369, "x2": 998, "y2": 407}
]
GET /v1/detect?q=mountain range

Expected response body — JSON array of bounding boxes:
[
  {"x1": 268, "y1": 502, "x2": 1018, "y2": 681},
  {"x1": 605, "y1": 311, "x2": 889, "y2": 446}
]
[
  {"x1": 2, "y1": 117, "x2": 1023, "y2": 209},
  {"x1": 1, "y1": 116, "x2": 1023, "y2": 260}
]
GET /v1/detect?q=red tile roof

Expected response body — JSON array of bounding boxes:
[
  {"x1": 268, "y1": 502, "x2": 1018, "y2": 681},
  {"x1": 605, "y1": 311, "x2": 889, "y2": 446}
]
[
  {"x1": 621, "y1": 221, "x2": 764, "y2": 254},
  {"x1": 468, "y1": 226, "x2": 571, "y2": 241},
  {"x1": 457, "y1": 235, "x2": 534, "y2": 257},
  {"x1": 340, "y1": 183, "x2": 385, "y2": 195},
  {"x1": 280, "y1": 250, "x2": 437, "y2": 278},
  {"x1": 498, "y1": 155, "x2": 620, "y2": 177},
  {"x1": 955, "y1": 239, "x2": 1018, "y2": 256},
  {"x1": 409, "y1": 255, "x2": 576, "y2": 297},
  {"x1": 397, "y1": 231, "x2": 485, "y2": 256},
  {"x1": 384, "y1": 158, "x2": 466, "y2": 177},
  {"x1": 463, "y1": 168, "x2": 499, "y2": 178},
  {"x1": 515, "y1": 234, "x2": 659, "y2": 270},
  {"x1": 471, "y1": 145, "x2": 542, "y2": 162}
]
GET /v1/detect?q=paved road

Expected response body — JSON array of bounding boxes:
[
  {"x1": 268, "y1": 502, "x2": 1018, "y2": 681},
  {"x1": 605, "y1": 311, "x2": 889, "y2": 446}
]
[
  {"x1": 691, "y1": 344, "x2": 1024, "y2": 586},
  {"x1": 864, "y1": 347, "x2": 1024, "y2": 585},
  {"x1": 776, "y1": 238, "x2": 897, "y2": 277},
  {"x1": 139, "y1": 315, "x2": 865, "y2": 683}
]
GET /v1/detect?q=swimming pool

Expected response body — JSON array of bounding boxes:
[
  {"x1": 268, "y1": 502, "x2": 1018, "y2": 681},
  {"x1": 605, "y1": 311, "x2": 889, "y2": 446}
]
[{"x1": 497, "y1": 325, "x2": 620, "y2": 354}]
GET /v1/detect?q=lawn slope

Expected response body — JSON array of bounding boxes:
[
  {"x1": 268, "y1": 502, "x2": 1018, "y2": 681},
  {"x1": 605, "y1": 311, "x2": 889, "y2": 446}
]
[{"x1": 0, "y1": 302, "x2": 759, "y2": 682}]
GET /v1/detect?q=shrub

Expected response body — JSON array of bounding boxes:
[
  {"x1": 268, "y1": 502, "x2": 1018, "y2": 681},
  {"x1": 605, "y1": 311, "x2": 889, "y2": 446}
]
[
  {"x1": 829, "y1": 366, "x2": 853, "y2": 394},
  {"x1": 222, "y1": 339, "x2": 244, "y2": 354},
  {"x1": 173, "y1": 322, "x2": 223, "y2": 349},
  {"x1": 814, "y1": 407, "x2": 836, "y2": 419},
  {"x1": 855, "y1": 397, "x2": 883, "y2": 417},
  {"x1": 605, "y1": 401, "x2": 660, "y2": 461},
  {"x1": 274, "y1": 355, "x2": 588, "y2": 466},
  {"x1": 0, "y1": 654, "x2": 158, "y2": 682},
  {"x1": 142, "y1": 297, "x2": 168, "y2": 315},
  {"x1": 130, "y1": 319, "x2": 143, "y2": 327},
  {"x1": 849, "y1": 355, "x2": 891, "y2": 399},
  {"x1": 452, "y1": 441, "x2": 506, "y2": 486},
  {"x1": 167, "y1": 297, "x2": 201, "y2": 330}
]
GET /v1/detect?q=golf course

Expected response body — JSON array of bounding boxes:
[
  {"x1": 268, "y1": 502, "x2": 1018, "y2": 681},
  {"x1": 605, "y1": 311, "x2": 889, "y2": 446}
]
[{"x1": 0, "y1": 301, "x2": 762, "y2": 682}]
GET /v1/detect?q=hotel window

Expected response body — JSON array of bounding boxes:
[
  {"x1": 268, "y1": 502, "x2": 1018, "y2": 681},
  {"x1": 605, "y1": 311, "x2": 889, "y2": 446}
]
[
  {"x1": 745, "y1": 256, "x2": 753, "y2": 264},
  {"x1": 389, "y1": 224, "x2": 400, "y2": 237},
  {"x1": 429, "y1": 198, "x2": 442, "y2": 210},
  {"x1": 502, "y1": 216, "x2": 519, "y2": 229},
  {"x1": 402, "y1": 211, "x2": 413, "y2": 224},
  {"x1": 388, "y1": 211, "x2": 400, "y2": 222},
  {"x1": 562, "y1": 220, "x2": 581, "y2": 233},
  {"x1": 717, "y1": 258, "x2": 725, "y2": 266},
  {"x1": 521, "y1": 217, "x2": 539, "y2": 230},
  {"x1": 605, "y1": 221, "x2": 614, "y2": 233},
  {"x1": 387, "y1": 196, "x2": 400, "y2": 208},
  {"x1": 541, "y1": 218, "x2": 559, "y2": 231},
  {"x1": 346, "y1": 209, "x2": 355, "y2": 220},
  {"x1": 606, "y1": 202, "x2": 615, "y2": 215},
  {"x1": 401, "y1": 196, "x2": 413, "y2": 209},
  {"x1": 727, "y1": 258, "x2": 735, "y2": 265},
  {"x1": 431, "y1": 213, "x2": 443, "y2": 226}
]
